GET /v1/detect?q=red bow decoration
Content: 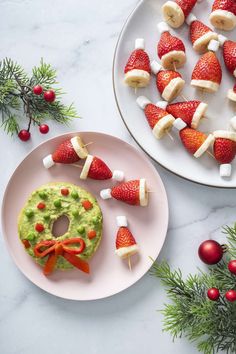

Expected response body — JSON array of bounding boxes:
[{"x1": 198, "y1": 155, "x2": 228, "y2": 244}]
[{"x1": 34, "y1": 238, "x2": 89, "y2": 276}]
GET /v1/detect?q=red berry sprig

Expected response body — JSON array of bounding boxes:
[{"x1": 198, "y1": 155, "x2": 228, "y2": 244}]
[
  {"x1": 225, "y1": 290, "x2": 236, "y2": 302},
  {"x1": 228, "y1": 260, "x2": 236, "y2": 275}
]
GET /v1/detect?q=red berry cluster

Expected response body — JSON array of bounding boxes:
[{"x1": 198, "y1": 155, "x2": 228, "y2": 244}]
[
  {"x1": 198, "y1": 240, "x2": 236, "y2": 303},
  {"x1": 18, "y1": 85, "x2": 56, "y2": 142}
]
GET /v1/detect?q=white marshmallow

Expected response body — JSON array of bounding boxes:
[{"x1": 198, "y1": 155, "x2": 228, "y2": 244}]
[
  {"x1": 43, "y1": 154, "x2": 55, "y2": 169},
  {"x1": 112, "y1": 170, "x2": 124, "y2": 182},
  {"x1": 208, "y1": 39, "x2": 220, "y2": 52},
  {"x1": 136, "y1": 96, "x2": 151, "y2": 109},
  {"x1": 230, "y1": 116, "x2": 236, "y2": 131},
  {"x1": 220, "y1": 164, "x2": 232, "y2": 178},
  {"x1": 151, "y1": 60, "x2": 162, "y2": 75},
  {"x1": 157, "y1": 21, "x2": 170, "y2": 34},
  {"x1": 135, "y1": 38, "x2": 145, "y2": 50},
  {"x1": 100, "y1": 189, "x2": 112, "y2": 200},
  {"x1": 173, "y1": 118, "x2": 187, "y2": 131},
  {"x1": 156, "y1": 101, "x2": 168, "y2": 110},
  {"x1": 218, "y1": 34, "x2": 228, "y2": 46},
  {"x1": 186, "y1": 13, "x2": 197, "y2": 26},
  {"x1": 116, "y1": 216, "x2": 128, "y2": 227}
]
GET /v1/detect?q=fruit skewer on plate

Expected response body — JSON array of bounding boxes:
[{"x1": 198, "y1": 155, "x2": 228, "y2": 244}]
[
  {"x1": 162, "y1": 0, "x2": 198, "y2": 28},
  {"x1": 209, "y1": 0, "x2": 236, "y2": 31},
  {"x1": 213, "y1": 131, "x2": 236, "y2": 177}
]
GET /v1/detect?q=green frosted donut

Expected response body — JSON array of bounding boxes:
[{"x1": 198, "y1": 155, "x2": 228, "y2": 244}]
[{"x1": 18, "y1": 182, "x2": 103, "y2": 270}]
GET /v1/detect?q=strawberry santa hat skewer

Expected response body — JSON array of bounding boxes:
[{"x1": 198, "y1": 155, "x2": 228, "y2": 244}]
[
  {"x1": 156, "y1": 100, "x2": 208, "y2": 129},
  {"x1": 209, "y1": 0, "x2": 236, "y2": 31},
  {"x1": 218, "y1": 35, "x2": 236, "y2": 78},
  {"x1": 186, "y1": 13, "x2": 218, "y2": 53},
  {"x1": 100, "y1": 179, "x2": 148, "y2": 207},
  {"x1": 213, "y1": 131, "x2": 236, "y2": 177},
  {"x1": 115, "y1": 216, "x2": 139, "y2": 270},
  {"x1": 43, "y1": 136, "x2": 88, "y2": 169},
  {"x1": 80, "y1": 155, "x2": 124, "y2": 181},
  {"x1": 157, "y1": 22, "x2": 186, "y2": 69},
  {"x1": 179, "y1": 126, "x2": 215, "y2": 158},
  {"x1": 151, "y1": 61, "x2": 185, "y2": 102},
  {"x1": 124, "y1": 38, "x2": 151, "y2": 89},
  {"x1": 191, "y1": 39, "x2": 222, "y2": 93},
  {"x1": 136, "y1": 96, "x2": 175, "y2": 139},
  {"x1": 162, "y1": 0, "x2": 198, "y2": 28}
]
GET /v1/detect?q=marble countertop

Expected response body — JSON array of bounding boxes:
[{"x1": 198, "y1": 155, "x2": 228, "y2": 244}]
[{"x1": 0, "y1": 1, "x2": 235, "y2": 353}]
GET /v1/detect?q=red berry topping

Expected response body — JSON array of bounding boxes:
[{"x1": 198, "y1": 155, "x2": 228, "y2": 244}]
[
  {"x1": 61, "y1": 188, "x2": 69, "y2": 196},
  {"x1": 33, "y1": 85, "x2": 43, "y2": 95},
  {"x1": 225, "y1": 290, "x2": 236, "y2": 302},
  {"x1": 35, "y1": 223, "x2": 45, "y2": 233},
  {"x1": 88, "y1": 230, "x2": 97, "y2": 239},
  {"x1": 37, "y1": 202, "x2": 46, "y2": 210},
  {"x1": 228, "y1": 260, "x2": 236, "y2": 275},
  {"x1": 39, "y1": 124, "x2": 49, "y2": 134},
  {"x1": 82, "y1": 200, "x2": 93, "y2": 210},
  {"x1": 44, "y1": 90, "x2": 56, "y2": 102},
  {"x1": 207, "y1": 288, "x2": 220, "y2": 301},
  {"x1": 18, "y1": 130, "x2": 31, "y2": 142},
  {"x1": 22, "y1": 239, "x2": 31, "y2": 249}
]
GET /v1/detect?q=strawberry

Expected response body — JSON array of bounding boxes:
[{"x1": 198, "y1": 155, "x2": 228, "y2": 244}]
[
  {"x1": 157, "y1": 70, "x2": 182, "y2": 94},
  {"x1": 192, "y1": 52, "x2": 222, "y2": 84},
  {"x1": 116, "y1": 227, "x2": 137, "y2": 249},
  {"x1": 111, "y1": 180, "x2": 140, "y2": 205},
  {"x1": 52, "y1": 140, "x2": 80, "y2": 164},
  {"x1": 175, "y1": 0, "x2": 198, "y2": 17},
  {"x1": 223, "y1": 40, "x2": 236, "y2": 77},
  {"x1": 144, "y1": 104, "x2": 169, "y2": 129},
  {"x1": 157, "y1": 31, "x2": 185, "y2": 60},
  {"x1": 87, "y1": 156, "x2": 112, "y2": 180},
  {"x1": 166, "y1": 100, "x2": 207, "y2": 128},
  {"x1": 190, "y1": 21, "x2": 212, "y2": 44},
  {"x1": 180, "y1": 128, "x2": 207, "y2": 155},
  {"x1": 214, "y1": 138, "x2": 236, "y2": 164},
  {"x1": 124, "y1": 49, "x2": 151, "y2": 74},
  {"x1": 212, "y1": 0, "x2": 236, "y2": 15}
]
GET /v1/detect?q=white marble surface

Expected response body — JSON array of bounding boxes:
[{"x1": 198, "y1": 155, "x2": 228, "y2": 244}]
[{"x1": 0, "y1": 1, "x2": 235, "y2": 353}]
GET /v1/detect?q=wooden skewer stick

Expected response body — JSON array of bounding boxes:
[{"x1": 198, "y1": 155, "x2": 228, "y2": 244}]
[
  {"x1": 83, "y1": 142, "x2": 93, "y2": 148},
  {"x1": 128, "y1": 256, "x2": 132, "y2": 271},
  {"x1": 166, "y1": 131, "x2": 174, "y2": 141},
  {"x1": 173, "y1": 61, "x2": 177, "y2": 72},
  {"x1": 71, "y1": 164, "x2": 83, "y2": 168},
  {"x1": 134, "y1": 87, "x2": 138, "y2": 95},
  {"x1": 180, "y1": 94, "x2": 188, "y2": 102},
  {"x1": 207, "y1": 151, "x2": 214, "y2": 158}
]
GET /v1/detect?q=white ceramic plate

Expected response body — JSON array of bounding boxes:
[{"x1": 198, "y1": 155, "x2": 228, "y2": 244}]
[
  {"x1": 113, "y1": 0, "x2": 236, "y2": 188},
  {"x1": 1, "y1": 132, "x2": 168, "y2": 300}
]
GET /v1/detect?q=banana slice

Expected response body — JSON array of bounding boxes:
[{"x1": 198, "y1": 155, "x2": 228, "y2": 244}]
[
  {"x1": 152, "y1": 114, "x2": 175, "y2": 139},
  {"x1": 213, "y1": 130, "x2": 236, "y2": 142},
  {"x1": 193, "y1": 32, "x2": 218, "y2": 53},
  {"x1": 162, "y1": 1, "x2": 185, "y2": 28},
  {"x1": 162, "y1": 77, "x2": 185, "y2": 102},
  {"x1": 191, "y1": 79, "x2": 219, "y2": 93},
  {"x1": 115, "y1": 244, "x2": 139, "y2": 259},
  {"x1": 139, "y1": 178, "x2": 148, "y2": 207},
  {"x1": 194, "y1": 134, "x2": 215, "y2": 158},
  {"x1": 124, "y1": 69, "x2": 150, "y2": 88},
  {"x1": 71, "y1": 136, "x2": 88, "y2": 159},
  {"x1": 191, "y1": 102, "x2": 208, "y2": 129},
  {"x1": 161, "y1": 51, "x2": 186, "y2": 69},
  {"x1": 228, "y1": 89, "x2": 236, "y2": 102},
  {"x1": 80, "y1": 154, "x2": 93, "y2": 180},
  {"x1": 210, "y1": 9, "x2": 236, "y2": 31},
  {"x1": 230, "y1": 116, "x2": 236, "y2": 130}
]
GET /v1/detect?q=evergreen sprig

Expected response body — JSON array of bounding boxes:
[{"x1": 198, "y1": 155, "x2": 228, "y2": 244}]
[
  {"x1": 151, "y1": 225, "x2": 236, "y2": 354},
  {"x1": 0, "y1": 58, "x2": 79, "y2": 136}
]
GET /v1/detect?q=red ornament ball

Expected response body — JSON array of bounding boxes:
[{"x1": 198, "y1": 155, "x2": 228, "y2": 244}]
[
  {"x1": 225, "y1": 290, "x2": 236, "y2": 302},
  {"x1": 228, "y1": 260, "x2": 236, "y2": 275},
  {"x1": 207, "y1": 288, "x2": 220, "y2": 301},
  {"x1": 18, "y1": 129, "x2": 31, "y2": 142},
  {"x1": 33, "y1": 85, "x2": 43, "y2": 95},
  {"x1": 198, "y1": 240, "x2": 223, "y2": 265},
  {"x1": 44, "y1": 90, "x2": 56, "y2": 102},
  {"x1": 39, "y1": 124, "x2": 49, "y2": 134}
]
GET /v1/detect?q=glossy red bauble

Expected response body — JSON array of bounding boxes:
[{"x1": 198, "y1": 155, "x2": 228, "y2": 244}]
[
  {"x1": 228, "y1": 260, "x2": 236, "y2": 275},
  {"x1": 33, "y1": 85, "x2": 43, "y2": 95},
  {"x1": 18, "y1": 129, "x2": 31, "y2": 142},
  {"x1": 225, "y1": 290, "x2": 236, "y2": 302},
  {"x1": 207, "y1": 288, "x2": 220, "y2": 301},
  {"x1": 39, "y1": 124, "x2": 49, "y2": 134},
  {"x1": 198, "y1": 240, "x2": 223, "y2": 265},
  {"x1": 44, "y1": 90, "x2": 56, "y2": 102}
]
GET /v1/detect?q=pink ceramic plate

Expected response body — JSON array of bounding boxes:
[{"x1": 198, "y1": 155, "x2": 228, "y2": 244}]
[{"x1": 2, "y1": 132, "x2": 168, "y2": 300}]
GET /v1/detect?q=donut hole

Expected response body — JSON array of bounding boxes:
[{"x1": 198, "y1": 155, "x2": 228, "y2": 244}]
[{"x1": 52, "y1": 215, "x2": 70, "y2": 238}]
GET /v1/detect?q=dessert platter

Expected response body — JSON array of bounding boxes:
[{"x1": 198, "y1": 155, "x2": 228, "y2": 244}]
[
  {"x1": 1, "y1": 132, "x2": 168, "y2": 300},
  {"x1": 113, "y1": 0, "x2": 236, "y2": 187}
]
